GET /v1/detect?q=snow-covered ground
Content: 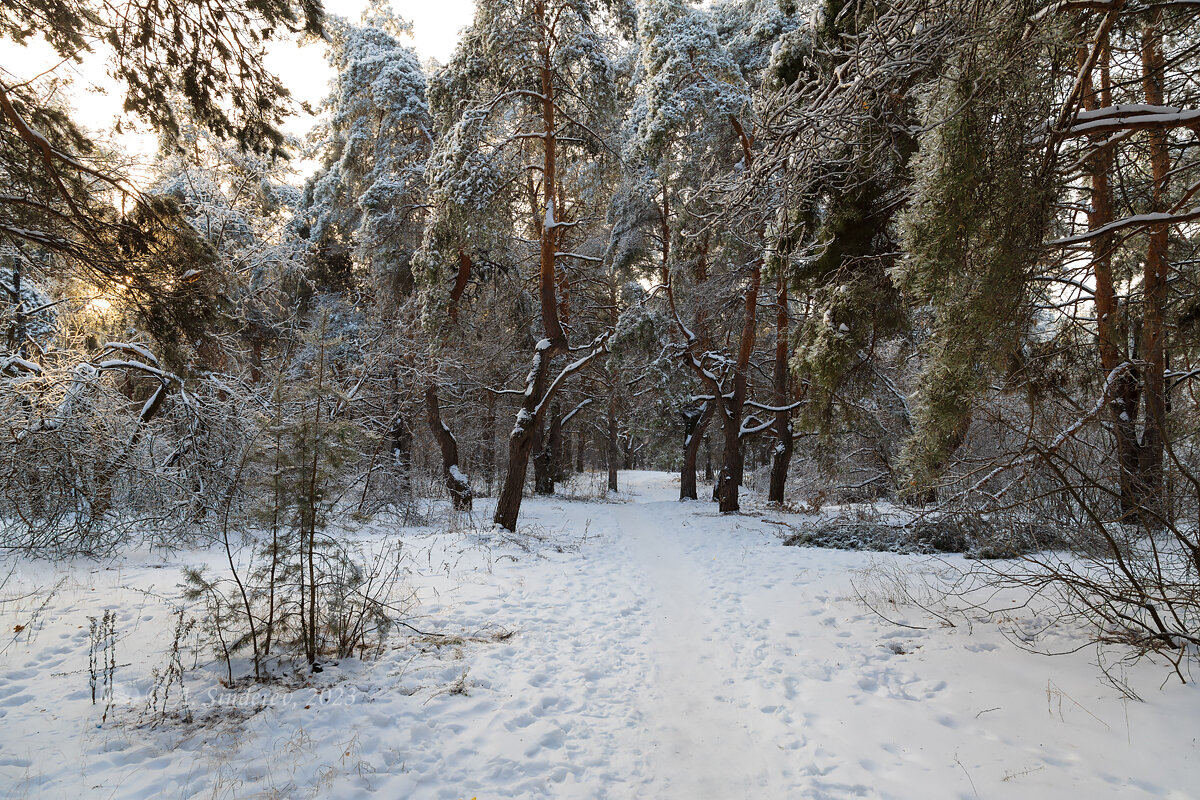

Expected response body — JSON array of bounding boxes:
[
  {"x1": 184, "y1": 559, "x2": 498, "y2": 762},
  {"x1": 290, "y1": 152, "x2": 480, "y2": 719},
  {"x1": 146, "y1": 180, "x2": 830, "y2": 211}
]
[{"x1": 1, "y1": 471, "x2": 1197, "y2": 799}]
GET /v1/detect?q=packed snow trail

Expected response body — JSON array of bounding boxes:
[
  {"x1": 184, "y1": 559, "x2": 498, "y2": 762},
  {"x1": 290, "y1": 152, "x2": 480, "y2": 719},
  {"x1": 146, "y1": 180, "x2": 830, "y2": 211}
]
[
  {"x1": 1, "y1": 471, "x2": 1198, "y2": 799},
  {"x1": 615, "y1": 491, "x2": 786, "y2": 796},
  {"x1": 587, "y1": 475, "x2": 880, "y2": 797}
]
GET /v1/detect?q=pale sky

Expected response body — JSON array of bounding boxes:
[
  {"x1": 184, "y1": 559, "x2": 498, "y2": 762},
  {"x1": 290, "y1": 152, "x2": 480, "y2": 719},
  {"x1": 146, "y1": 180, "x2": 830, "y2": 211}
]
[
  {"x1": 270, "y1": 1, "x2": 476, "y2": 110},
  {"x1": 0, "y1": 1, "x2": 476, "y2": 178},
  {"x1": 269, "y1": 1, "x2": 476, "y2": 175}
]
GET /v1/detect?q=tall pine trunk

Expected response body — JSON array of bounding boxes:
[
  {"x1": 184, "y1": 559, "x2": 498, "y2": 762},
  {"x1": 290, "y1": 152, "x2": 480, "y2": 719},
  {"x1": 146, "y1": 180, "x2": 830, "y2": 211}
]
[
  {"x1": 493, "y1": 2, "x2": 569, "y2": 530},
  {"x1": 1138, "y1": 14, "x2": 1169, "y2": 516},
  {"x1": 1081, "y1": 42, "x2": 1142, "y2": 514}
]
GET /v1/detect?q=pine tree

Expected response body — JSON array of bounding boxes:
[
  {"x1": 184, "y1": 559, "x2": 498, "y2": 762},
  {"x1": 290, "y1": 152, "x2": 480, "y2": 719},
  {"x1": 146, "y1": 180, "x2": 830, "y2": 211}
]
[
  {"x1": 420, "y1": 0, "x2": 620, "y2": 530},
  {"x1": 305, "y1": 8, "x2": 432, "y2": 301}
]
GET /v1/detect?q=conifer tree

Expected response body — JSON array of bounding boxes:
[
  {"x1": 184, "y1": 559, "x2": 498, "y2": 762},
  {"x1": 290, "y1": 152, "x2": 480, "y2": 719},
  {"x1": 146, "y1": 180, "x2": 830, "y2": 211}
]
[
  {"x1": 625, "y1": 0, "x2": 751, "y2": 502},
  {"x1": 420, "y1": 0, "x2": 620, "y2": 529}
]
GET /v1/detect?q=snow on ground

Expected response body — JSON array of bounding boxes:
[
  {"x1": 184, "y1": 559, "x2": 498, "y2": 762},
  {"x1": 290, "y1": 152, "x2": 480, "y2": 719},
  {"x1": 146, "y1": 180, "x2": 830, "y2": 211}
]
[{"x1": 1, "y1": 470, "x2": 1197, "y2": 799}]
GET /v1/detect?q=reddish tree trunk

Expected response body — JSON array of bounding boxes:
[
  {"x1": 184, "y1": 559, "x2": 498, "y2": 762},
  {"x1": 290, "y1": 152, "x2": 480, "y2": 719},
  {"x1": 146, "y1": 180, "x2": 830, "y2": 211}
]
[
  {"x1": 493, "y1": 2, "x2": 570, "y2": 530},
  {"x1": 1082, "y1": 44, "x2": 1141, "y2": 513},
  {"x1": 1139, "y1": 15, "x2": 1169, "y2": 515},
  {"x1": 449, "y1": 250, "x2": 471, "y2": 323}
]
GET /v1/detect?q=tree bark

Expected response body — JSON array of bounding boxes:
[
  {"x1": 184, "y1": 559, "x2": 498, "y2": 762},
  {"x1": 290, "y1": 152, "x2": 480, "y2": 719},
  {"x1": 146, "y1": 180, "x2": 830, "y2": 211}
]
[
  {"x1": 1139, "y1": 14, "x2": 1169, "y2": 515},
  {"x1": 1081, "y1": 42, "x2": 1142, "y2": 514},
  {"x1": 389, "y1": 413, "x2": 412, "y2": 496},
  {"x1": 548, "y1": 401, "x2": 564, "y2": 483},
  {"x1": 681, "y1": 402, "x2": 713, "y2": 500},
  {"x1": 483, "y1": 390, "x2": 496, "y2": 495},
  {"x1": 534, "y1": 0, "x2": 565, "y2": 352},
  {"x1": 606, "y1": 389, "x2": 619, "y2": 492},
  {"x1": 562, "y1": 422, "x2": 573, "y2": 479},
  {"x1": 728, "y1": 426, "x2": 745, "y2": 490},
  {"x1": 495, "y1": 346, "x2": 556, "y2": 529},
  {"x1": 768, "y1": 262, "x2": 793, "y2": 504},
  {"x1": 493, "y1": 1, "x2": 572, "y2": 530},
  {"x1": 717, "y1": 261, "x2": 761, "y2": 512},
  {"x1": 424, "y1": 384, "x2": 472, "y2": 510},
  {"x1": 448, "y1": 249, "x2": 471, "y2": 323},
  {"x1": 533, "y1": 414, "x2": 554, "y2": 495}
]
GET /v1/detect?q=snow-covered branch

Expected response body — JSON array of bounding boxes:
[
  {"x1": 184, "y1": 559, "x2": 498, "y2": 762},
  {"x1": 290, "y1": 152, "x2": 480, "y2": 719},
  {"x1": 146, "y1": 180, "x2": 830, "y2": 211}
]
[{"x1": 1048, "y1": 207, "x2": 1200, "y2": 247}]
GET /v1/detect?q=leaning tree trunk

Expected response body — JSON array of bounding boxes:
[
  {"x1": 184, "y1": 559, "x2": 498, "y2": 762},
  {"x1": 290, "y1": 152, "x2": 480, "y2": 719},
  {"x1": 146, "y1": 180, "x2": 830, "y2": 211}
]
[
  {"x1": 495, "y1": 345, "x2": 558, "y2": 530},
  {"x1": 681, "y1": 402, "x2": 713, "y2": 500},
  {"x1": 495, "y1": 420, "x2": 541, "y2": 530},
  {"x1": 768, "y1": 263, "x2": 793, "y2": 504},
  {"x1": 424, "y1": 384, "x2": 472, "y2": 511},
  {"x1": 92, "y1": 357, "x2": 178, "y2": 518}
]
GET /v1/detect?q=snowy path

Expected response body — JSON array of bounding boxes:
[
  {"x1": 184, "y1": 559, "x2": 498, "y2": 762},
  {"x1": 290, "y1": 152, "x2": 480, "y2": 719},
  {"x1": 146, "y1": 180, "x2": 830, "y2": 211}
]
[
  {"x1": 619, "y1": 497, "x2": 787, "y2": 796},
  {"x1": 1, "y1": 470, "x2": 1198, "y2": 799}
]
